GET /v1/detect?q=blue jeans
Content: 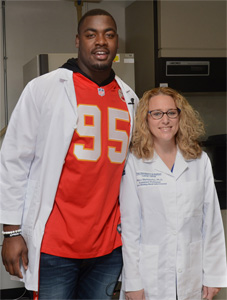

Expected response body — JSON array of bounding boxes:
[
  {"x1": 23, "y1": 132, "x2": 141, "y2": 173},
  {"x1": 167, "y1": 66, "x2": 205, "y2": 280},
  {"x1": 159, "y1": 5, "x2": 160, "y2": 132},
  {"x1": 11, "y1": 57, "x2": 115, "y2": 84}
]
[{"x1": 34, "y1": 247, "x2": 122, "y2": 300}]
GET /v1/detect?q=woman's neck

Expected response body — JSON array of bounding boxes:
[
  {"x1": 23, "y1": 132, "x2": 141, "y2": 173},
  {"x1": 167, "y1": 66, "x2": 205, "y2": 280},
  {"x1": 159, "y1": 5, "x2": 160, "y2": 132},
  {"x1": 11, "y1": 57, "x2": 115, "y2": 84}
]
[{"x1": 154, "y1": 140, "x2": 177, "y2": 171}]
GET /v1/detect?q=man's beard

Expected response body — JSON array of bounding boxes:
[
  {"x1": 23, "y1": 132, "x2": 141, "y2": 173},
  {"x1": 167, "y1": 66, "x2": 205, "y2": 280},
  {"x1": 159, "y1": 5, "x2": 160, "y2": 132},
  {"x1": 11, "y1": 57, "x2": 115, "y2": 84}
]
[{"x1": 92, "y1": 62, "x2": 112, "y2": 71}]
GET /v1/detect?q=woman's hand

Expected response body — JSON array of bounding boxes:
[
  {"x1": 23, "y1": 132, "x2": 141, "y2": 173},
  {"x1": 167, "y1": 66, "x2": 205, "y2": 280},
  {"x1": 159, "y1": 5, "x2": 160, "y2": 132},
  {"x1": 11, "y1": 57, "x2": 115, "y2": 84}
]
[
  {"x1": 125, "y1": 289, "x2": 145, "y2": 300},
  {"x1": 203, "y1": 286, "x2": 221, "y2": 300}
]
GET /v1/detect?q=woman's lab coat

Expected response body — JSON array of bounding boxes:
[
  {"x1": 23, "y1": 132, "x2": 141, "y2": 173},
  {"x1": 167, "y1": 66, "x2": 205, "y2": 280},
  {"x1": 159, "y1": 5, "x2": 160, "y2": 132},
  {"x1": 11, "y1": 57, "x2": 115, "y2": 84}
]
[
  {"x1": 120, "y1": 150, "x2": 227, "y2": 300},
  {"x1": 0, "y1": 68, "x2": 138, "y2": 291}
]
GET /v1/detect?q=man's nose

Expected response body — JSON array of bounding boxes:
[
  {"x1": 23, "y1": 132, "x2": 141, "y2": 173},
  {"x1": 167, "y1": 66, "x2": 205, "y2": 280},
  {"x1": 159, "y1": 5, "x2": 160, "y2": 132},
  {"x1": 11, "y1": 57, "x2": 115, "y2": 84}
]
[{"x1": 96, "y1": 34, "x2": 107, "y2": 45}]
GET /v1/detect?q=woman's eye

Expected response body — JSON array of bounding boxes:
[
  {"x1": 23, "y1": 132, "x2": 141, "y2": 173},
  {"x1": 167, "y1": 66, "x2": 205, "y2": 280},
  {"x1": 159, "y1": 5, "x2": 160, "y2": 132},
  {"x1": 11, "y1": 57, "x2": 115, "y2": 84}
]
[
  {"x1": 153, "y1": 112, "x2": 162, "y2": 117},
  {"x1": 168, "y1": 111, "x2": 177, "y2": 116}
]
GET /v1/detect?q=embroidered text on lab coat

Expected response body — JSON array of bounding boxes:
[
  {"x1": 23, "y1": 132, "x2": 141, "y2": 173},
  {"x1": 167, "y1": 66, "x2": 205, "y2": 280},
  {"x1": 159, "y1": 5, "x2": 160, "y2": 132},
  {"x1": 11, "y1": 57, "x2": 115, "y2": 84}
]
[{"x1": 136, "y1": 172, "x2": 167, "y2": 187}]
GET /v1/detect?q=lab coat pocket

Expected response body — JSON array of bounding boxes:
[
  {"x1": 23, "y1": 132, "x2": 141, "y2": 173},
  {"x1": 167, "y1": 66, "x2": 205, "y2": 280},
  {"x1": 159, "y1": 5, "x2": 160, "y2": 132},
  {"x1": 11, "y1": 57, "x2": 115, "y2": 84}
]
[
  {"x1": 21, "y1": 179, "x2": 40, "y2": 235},
  {"x1": 190, "y1": 240, "x2": 203, "y2": 291},
  {"x1": 181, "y1": 180, "x2": 204, "y2": 217},
  {"x1": 139, "y1": 244, "x2": 159, "y2": 296}
]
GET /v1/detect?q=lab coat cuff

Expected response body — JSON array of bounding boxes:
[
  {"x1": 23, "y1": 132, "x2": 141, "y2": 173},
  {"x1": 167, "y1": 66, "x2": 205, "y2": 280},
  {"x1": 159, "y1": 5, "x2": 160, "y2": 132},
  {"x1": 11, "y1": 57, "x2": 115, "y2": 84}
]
[
  {"x1": 122, "y1": 277, "x2": 143, "y2": 292},
  {"x1": 0, "y1": 210, "x2": 22, "y2": 225},
  {"x1": 203, "y1": 274, "x2": 227, "y2": 287}
]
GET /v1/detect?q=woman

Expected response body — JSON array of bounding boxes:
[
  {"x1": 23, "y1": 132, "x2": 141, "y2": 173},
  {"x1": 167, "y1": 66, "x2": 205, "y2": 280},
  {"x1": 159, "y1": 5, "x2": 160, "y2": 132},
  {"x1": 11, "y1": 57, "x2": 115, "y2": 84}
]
[{"x1": 120, "y1": 87, "x2": 227, "y2": 300}]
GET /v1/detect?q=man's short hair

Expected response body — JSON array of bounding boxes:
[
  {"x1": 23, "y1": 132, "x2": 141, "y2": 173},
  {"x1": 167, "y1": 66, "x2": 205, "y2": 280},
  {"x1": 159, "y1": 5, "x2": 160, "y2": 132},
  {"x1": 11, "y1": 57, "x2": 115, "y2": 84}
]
[{"x1": 77, "y1": 9, "x2": 117, "y2": 34}]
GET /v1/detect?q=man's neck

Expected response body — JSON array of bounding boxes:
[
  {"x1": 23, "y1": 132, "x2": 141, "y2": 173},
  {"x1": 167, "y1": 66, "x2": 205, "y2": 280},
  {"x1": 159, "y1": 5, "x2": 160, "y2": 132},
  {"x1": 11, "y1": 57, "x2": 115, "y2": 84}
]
[
  {"x1": 61, "y1": 58, "x2": 115, "y2": 86},
  {"x1": 77, "y1": 61, "x2": 112, "y2": 85}
]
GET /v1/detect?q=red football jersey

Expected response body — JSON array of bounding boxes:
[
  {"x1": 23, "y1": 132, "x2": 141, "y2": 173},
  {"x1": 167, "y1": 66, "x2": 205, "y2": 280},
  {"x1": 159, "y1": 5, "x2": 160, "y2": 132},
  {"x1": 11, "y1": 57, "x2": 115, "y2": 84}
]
[{"x1": 41, "y1": 73, "x2": 130, "y2": 258}]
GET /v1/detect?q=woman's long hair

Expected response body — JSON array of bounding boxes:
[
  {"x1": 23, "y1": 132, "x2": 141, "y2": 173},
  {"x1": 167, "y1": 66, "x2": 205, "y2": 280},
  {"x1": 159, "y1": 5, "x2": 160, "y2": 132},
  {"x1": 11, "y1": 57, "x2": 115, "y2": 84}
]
[{"x1": 131, "y1": 87, "x2": 205, "y2": 160}]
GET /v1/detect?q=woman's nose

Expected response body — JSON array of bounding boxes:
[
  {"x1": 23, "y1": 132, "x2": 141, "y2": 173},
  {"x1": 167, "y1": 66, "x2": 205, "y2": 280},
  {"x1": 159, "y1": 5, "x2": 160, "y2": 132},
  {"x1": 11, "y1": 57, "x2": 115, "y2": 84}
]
[{"x1": 161, "y1": 114, "x2": 169, "y2": 123}]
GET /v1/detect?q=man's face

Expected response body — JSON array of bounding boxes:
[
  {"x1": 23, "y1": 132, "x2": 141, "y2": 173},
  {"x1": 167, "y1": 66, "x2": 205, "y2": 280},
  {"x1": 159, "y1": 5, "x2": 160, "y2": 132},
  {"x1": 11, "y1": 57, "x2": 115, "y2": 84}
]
[{"x1": 76, "y1": 15, "x2": 118, "y2": 75}]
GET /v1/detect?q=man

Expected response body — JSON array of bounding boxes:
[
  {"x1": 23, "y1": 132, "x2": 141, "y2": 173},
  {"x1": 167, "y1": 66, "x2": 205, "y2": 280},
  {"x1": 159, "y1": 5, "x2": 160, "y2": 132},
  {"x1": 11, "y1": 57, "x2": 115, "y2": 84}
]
[{"x1": 0, "y1": 9, "x2": 138, "y2": 299}]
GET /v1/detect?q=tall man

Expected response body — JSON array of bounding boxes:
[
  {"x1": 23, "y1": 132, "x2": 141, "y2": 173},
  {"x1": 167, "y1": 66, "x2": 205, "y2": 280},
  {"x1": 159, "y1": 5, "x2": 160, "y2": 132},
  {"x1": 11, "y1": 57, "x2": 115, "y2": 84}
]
[{"x1": 0, "y1": 9, "x2": 138, "y2": 299}]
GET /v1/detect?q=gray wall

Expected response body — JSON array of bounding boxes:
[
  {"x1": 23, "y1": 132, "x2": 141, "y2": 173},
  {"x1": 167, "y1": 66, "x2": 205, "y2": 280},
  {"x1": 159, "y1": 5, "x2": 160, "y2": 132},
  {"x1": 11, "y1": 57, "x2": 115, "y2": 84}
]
[{"x1": 0, "y1": 1, "x2": 128, "y2": 136}]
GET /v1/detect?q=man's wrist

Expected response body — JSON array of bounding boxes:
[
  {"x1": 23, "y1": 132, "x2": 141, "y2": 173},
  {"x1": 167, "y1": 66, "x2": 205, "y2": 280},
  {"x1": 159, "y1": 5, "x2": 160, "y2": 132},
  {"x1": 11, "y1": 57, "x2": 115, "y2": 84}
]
[
  {"x1": 2, "y1": 225, "x2": 22, "y2": 238},
  {"x1": 3, "y1": 224, "x2": 21, "y2": 231}
]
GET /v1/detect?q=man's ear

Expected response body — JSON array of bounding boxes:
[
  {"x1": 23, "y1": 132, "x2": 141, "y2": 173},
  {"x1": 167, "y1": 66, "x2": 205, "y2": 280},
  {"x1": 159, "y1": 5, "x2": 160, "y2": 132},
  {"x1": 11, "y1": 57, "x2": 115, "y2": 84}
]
[{"x1": 75, "y1": 34, "x2": 79, "y2": 48}]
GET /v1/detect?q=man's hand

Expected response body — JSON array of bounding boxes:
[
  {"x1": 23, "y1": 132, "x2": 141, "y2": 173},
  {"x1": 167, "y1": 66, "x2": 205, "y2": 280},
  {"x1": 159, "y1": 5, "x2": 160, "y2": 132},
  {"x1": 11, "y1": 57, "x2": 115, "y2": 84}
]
[
  {"x1": 1, "y1": 235, "x2": 28, "y2": 279},
  {"x1": 203, "y1": 286, "x2": 221, "y2": 300},
  {"x1": 125, "y1": 289, "x2": 145, "y2": 300}
]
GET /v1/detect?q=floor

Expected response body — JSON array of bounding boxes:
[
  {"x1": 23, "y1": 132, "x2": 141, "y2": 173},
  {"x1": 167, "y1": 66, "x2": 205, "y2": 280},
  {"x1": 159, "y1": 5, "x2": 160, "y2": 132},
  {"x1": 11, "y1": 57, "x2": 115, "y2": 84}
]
[
  {"x1": 0, "y1": 288, "x2": 30, "y2": 300},
  {"x1": 0, "y1": 285, "x2": 121, "y2": 300}
]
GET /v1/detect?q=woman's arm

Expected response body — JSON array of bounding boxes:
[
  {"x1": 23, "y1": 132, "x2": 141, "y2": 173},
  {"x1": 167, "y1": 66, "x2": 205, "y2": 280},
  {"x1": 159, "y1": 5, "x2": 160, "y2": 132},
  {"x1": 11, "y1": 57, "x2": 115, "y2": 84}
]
[{"x1": 120, "y1": 154, "x2": 143, "y2": 292}]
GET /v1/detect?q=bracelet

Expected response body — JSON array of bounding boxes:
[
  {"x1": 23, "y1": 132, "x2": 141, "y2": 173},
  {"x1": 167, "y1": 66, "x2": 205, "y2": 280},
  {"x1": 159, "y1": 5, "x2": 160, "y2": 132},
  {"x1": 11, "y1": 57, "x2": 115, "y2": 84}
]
[
  {"x1": 3, "y1": 232, "x2": 21, "y2": 238},
  {"x1": 2, "y1": 229, "x2": 22, "y2": 236}
]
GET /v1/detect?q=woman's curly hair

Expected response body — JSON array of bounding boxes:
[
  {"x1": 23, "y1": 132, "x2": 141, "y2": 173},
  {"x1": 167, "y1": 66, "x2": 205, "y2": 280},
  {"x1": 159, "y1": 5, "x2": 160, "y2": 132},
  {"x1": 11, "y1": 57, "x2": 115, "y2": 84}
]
[{"x1": 131, "y1": 87, "x2": 205, "y2": 160}]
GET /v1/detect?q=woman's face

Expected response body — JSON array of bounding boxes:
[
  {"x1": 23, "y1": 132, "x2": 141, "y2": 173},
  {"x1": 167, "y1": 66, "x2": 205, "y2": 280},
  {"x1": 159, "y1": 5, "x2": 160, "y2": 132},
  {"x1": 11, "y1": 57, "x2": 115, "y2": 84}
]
[{"x1": 147, "y1": 94, "x2": 180, "y2": 144}]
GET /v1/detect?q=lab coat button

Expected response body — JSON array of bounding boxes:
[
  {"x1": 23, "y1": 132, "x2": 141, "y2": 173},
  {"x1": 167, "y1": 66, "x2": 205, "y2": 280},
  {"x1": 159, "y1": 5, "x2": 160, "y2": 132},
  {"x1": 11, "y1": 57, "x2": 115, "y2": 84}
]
[
  {"x1": 178, "y1": 268, "x2": 182, "y2": 273},
  {"x1": 173, "y1": 230, "x2": 177, "y2": 235}
]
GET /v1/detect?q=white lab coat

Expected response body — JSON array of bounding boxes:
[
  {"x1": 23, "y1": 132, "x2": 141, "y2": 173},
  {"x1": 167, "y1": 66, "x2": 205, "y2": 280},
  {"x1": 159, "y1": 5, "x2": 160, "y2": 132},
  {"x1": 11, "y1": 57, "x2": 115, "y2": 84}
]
[
  {"x1": 120, "y1": 150, "x2": 227, "y2": 300},
  {"x1": 0, "y1": 68, "x2": 138, "y2": 291}
]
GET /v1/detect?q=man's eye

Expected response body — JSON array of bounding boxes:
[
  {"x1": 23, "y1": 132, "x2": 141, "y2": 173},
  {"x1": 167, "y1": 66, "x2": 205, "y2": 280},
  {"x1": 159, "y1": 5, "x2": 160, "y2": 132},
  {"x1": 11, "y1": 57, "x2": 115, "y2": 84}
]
[
  {"x1": 106, "y1": 33, "x2": 115, "y2": 38},
  {"x1": 86, "y1": 34, "x2": 95, "y2": 38}
]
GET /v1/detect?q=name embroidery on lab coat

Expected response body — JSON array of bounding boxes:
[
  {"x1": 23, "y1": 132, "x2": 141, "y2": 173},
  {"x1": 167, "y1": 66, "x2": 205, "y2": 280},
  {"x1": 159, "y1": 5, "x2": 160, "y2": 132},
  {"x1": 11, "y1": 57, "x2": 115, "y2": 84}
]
[{"x1": 136, "y1": 172, "x2": 167, "y2": 187}]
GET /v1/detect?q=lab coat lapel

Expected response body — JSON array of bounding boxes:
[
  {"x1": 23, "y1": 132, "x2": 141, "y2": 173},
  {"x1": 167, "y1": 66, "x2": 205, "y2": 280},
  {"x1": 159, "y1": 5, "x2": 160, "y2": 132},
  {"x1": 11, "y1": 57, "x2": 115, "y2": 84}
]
[
  {"x1": 146, "y1": 151, "x2": 188, "y2": 178},
  {"x1": 173, "y1": 150, "x2": 189, "y2": 180},
  {"x1": 59, "y1": 70, "x2": 78, "y2": 118},
  {"x1": 151, "y1": 153, "x2": 173, "y2": 176},
  {"x1": 115, "y1": 76, "x2": 136, "y2": 139}
]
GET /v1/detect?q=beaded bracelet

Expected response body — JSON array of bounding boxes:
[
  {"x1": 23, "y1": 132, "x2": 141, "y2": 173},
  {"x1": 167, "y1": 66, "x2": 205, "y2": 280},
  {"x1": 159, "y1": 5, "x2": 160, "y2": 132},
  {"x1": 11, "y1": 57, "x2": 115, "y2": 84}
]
[
  {"x1": 4, "y1": 232, "x2": 21, "y2": 238},
  {"x1": 2, "y1": 228, "x2": 22, "y2": 238}
]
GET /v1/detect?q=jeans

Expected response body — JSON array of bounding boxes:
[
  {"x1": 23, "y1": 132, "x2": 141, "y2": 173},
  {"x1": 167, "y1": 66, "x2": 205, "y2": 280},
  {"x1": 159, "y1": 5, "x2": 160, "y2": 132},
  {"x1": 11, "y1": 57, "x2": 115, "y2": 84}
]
[{"x1": 32, "y1": 247, "x2": 122, "y2": 300}]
